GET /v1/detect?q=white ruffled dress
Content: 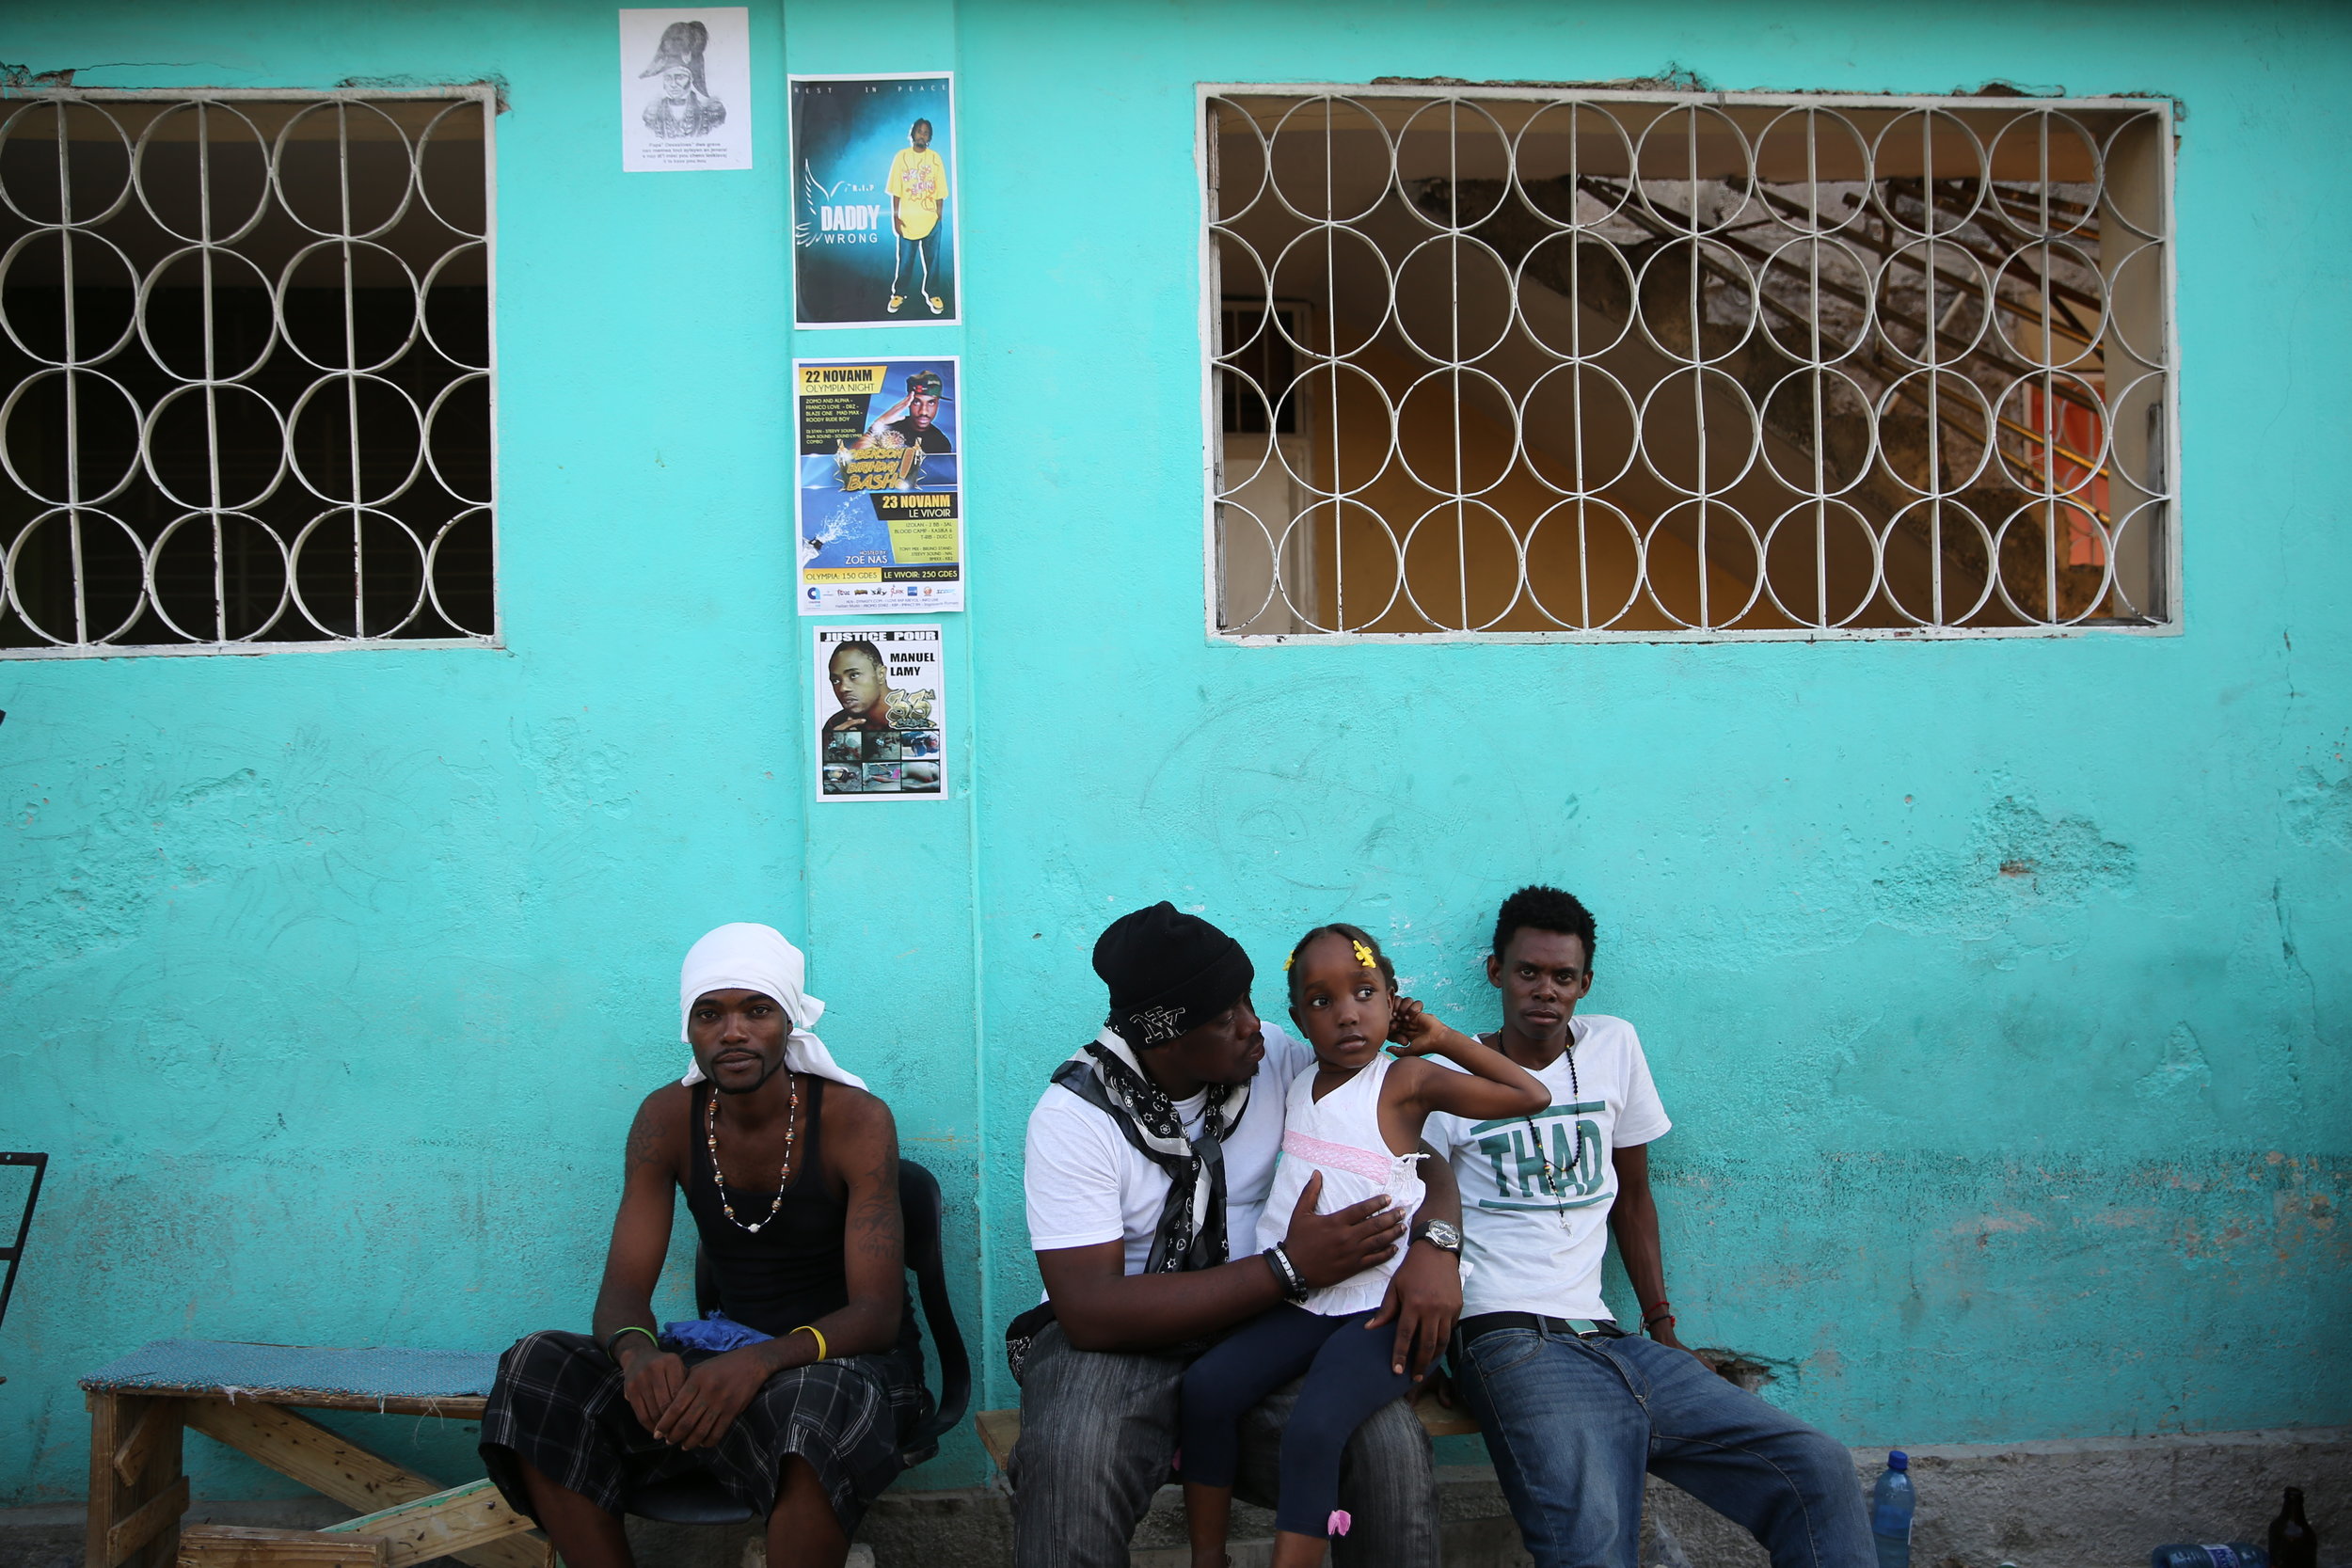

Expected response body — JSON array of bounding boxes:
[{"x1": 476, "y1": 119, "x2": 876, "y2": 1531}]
[{"x1": 1254, "y1": 1054, "x2": 1425, "y2": 1317}]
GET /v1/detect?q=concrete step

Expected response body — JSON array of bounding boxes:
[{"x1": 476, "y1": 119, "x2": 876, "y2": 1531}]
[
  {"x1": 739, "y1": 1546, "x2": 875, "y2": 1568},
  {"x1": 5, "y1": 1427, "x2": 2346, "y2": 1568}
]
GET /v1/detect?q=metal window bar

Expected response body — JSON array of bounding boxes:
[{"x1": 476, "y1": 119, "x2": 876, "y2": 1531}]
[
  {"x1": 0, "y1": 1151, "x2": 46, "y2": 1332},
  {"x1": 0, "y1": 87, "x2": 499, "y2": 657},
  {"x1": 1200, "y1": 87, "x2": 2177, "y2": 642}
]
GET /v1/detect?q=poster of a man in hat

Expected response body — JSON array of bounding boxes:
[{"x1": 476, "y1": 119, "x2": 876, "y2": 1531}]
[
  {"x1": 618, "y1": 8, "x2": 753, "y2": 172},
  {"x1": 794, "y1": 359, "x2": 964, "y2": 615},
  {"x1": 640, "y1": 24, "x2": 727, "y2": 140},
  {"x1": 864, "y1": 371, "x2": 954, "y2": 454}
]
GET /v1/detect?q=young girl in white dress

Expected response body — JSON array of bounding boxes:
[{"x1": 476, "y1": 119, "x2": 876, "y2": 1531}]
[{"x1": 1177, "y1": 924, "x2": 1548, "y2": 1568}]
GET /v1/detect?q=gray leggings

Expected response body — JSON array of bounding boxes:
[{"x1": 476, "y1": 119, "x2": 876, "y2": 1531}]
[{"x1": 1008, "y1": 1321, "x2": 1439, "y2": 1568}]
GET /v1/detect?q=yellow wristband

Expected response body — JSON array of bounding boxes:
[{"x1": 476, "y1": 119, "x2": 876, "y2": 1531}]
[{"x1": 793, "y1": 1324, "x2": 828, "y2": 1361}]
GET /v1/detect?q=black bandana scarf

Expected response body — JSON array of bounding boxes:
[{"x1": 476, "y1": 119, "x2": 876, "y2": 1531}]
[
  {"x1": 1004, "y1": 1032, "x2": 1251, "y2": 1384},
  {"x1": 1057, "y1": 1038, "x2": 1248, "y2": 1273}
]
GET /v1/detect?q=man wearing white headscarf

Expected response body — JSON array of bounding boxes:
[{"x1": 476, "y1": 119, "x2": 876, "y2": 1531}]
[{"x1": 481, "y1": 924, "x2": 928, "y2": 1568}]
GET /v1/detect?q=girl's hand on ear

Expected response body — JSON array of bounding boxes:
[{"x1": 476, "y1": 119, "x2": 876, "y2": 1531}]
[{"x1": 1387, "y1": 996, "x2": 1442, "y2": 1056}]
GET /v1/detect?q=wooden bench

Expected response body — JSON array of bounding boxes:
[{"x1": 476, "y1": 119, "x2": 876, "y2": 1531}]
[
  {"x1": 78, "y1": 1338, "x2": 546, "y2": 1568},
  {"x1": 971, "y1": 1386, "x2": 1476, "y2": 1471}
]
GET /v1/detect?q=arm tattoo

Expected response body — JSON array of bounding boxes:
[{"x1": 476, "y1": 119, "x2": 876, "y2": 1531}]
[
  {"x1": 854, "y1": 1184, "x2": 902, "y2": 1263},
  {"x1": 846, "y1": 1115, "x2": 903, "y2": 1267},
  {"x1": 625, "y1": 1110, "x2": 668, "y2": 1173}
]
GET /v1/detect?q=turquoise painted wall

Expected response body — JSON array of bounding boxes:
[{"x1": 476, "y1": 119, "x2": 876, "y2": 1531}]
[{"x1": 4, "y1": 0, "x2": 2348, "y2": 1511}]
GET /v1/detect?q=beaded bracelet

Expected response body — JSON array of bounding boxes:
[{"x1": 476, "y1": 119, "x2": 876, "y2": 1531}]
[{"x1": 1263, "y1": 1244, "x2": 1308, "y2": 1302}]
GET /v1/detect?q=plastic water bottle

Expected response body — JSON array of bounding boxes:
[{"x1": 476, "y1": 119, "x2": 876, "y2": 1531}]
[
  {"x1": 1870, "y1": 1451, "x2": 1915, "y2": 1568},
  {"x1": 2151, "y1": 1545, "x2": 2270, "y2": 1568}
]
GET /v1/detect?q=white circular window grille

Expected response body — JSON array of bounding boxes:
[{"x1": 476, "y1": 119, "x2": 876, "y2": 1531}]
[
  {"x1": 0, "y1": 92, "x2": 496, "y2": 653},
  {"x1": 1207, "y1": 91, "x2": 2174, "y2": 639}
]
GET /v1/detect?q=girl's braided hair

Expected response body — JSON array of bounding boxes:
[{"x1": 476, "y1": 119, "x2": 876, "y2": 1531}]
[{"x1": 1283, "y1": 922, "x2": 1396, "y2": 1001}]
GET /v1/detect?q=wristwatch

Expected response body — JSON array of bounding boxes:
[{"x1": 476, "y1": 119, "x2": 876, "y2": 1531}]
[{"x1": 1412, "y1": 1220, "x2": 1463, "y2": 1258}]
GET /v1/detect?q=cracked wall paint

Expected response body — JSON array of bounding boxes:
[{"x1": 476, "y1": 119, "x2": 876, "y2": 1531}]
[{"x1": 4, "y1": 0, "x2": 2351, "y2": 1510}]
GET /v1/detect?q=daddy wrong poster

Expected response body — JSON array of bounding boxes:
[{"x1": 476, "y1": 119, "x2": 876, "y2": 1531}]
[
  {"x1": 790, "y1": 74, "x2": 959, "y2": 327},
  {"x1": 795, "y1": 357, "x2": 963, "y2": 615}
]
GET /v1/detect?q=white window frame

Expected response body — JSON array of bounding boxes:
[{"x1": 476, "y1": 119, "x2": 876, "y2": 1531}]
[
  {"x1": 0, "y1": 85, "x2": 501, "y2": 659},
  {"x1": 1195, "y1": 82, "x2": 2181, "y2": 645}
]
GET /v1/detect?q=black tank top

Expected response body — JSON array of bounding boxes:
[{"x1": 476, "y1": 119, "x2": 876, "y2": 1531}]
[{"x1": 685, "y1": 1078, "x2": 919, "y2": 1354}]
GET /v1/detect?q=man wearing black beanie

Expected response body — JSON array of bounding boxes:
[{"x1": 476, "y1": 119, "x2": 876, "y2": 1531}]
[{"x1": 1006, "y1": 902, "x2": 1462, "y2": 1568}]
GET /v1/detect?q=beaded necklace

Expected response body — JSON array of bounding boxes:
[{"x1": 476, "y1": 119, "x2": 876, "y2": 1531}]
[
  {"x1": 706, "y1": 1071, "x2": 799, "y2": 1234},
  {"x1": 1492, "y1": 1030, "x2": 1583, "y2": 1230}
]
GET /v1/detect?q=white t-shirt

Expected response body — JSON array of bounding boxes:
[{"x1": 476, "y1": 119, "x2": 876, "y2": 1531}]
[
  {"x1": 1426, "y1": 1014, "x2": 1670, "y2": 1320},
  {"x1": 1025, "y1": 1023, "x2": 1313, "y2": 1276}
]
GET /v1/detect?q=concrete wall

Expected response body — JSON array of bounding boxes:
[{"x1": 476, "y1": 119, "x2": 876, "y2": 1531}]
[{"x1": 3, "y1": 0, "x2": 2347, "y2": 1522}]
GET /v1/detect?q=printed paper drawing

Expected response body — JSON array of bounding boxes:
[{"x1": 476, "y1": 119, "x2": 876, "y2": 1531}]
[
  {"x1": 790, "y1": 74, "x2": 959, "y2": 326},
  {"x1": 619, "y1": 8, "x2": 754, "y2": 172},
  {"x1": 794, "y1": 357, "x2": 964, "y2": 615},
  {"x1": 813, "y1": 625, "x2": 948, "y2": 802}
]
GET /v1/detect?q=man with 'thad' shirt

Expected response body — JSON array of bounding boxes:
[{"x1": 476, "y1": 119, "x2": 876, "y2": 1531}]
[{"x1": 1428, "y1": 885, "x2": 1871, "y2": 1568}]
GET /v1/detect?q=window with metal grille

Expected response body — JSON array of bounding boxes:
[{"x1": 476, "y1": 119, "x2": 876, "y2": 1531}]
[
  {"x1": 0, "y1": 89, "x2": 496, "y2": 656},
  {"x1": 1203, "y1": 88, "x2": 2175, "y2": 640}
]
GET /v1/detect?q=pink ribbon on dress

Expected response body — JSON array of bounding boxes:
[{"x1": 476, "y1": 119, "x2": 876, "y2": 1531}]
[
  {"x1": 1283, "y1": 1129, "x2": 1406, "y2": 1186},
  {"x1": 1327, "y1": 1510, "x2": 1352, "y2": 1536}
]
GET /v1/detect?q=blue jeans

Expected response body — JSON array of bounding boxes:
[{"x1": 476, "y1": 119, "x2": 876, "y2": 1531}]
[
  {"x1": 1455, "y1": 1326, "x2": 1871, "y2": 1568},
  {"x1": 893, "y1": 232, "x2": 938, "y2": 297}
]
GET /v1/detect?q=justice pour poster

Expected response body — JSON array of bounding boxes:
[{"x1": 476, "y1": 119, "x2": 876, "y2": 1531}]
[
  {"x1": 794, "y1": 357, "x2": 963, "y2": 615},
  {"x1": 789, "y1": 74, "x2": 960, "y2": 327},
  {"x1": 813, "y1": 625, "x2": 947, "y2": 801}
]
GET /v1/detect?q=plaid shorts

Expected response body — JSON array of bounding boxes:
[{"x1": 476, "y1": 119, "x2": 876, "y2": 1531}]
[{"x1": 480, "y1": 1329, "x2": 930, "y2": 1532}]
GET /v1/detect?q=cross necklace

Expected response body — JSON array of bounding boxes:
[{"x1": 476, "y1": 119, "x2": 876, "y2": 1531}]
[{"x1": 1491, "y1": 1030, "x2": 1584, "y2": 1229}]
